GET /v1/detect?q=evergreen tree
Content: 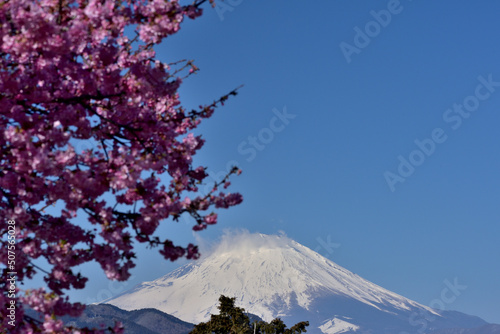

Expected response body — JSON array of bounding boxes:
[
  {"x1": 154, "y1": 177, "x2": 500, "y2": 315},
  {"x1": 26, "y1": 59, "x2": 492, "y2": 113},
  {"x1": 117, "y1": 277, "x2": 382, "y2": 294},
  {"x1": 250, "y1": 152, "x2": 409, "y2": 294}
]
[{"x1": 191, "y1": 295, "x2": 309, "y2": 334}]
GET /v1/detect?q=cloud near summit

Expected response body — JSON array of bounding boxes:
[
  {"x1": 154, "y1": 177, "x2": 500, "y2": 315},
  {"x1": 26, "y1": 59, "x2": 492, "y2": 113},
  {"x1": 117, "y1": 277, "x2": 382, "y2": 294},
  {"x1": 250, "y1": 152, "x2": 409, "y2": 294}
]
[{"x1": 195, "y1": 229, "x2": 293, "y2": 259}]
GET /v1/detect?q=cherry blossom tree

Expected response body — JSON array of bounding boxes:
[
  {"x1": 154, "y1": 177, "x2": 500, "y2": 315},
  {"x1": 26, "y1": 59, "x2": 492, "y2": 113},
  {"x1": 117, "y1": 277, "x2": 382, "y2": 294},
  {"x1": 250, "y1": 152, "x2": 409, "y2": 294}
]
[{"x1": 0, "y1": 0, "x2": 242, "y2": 332}]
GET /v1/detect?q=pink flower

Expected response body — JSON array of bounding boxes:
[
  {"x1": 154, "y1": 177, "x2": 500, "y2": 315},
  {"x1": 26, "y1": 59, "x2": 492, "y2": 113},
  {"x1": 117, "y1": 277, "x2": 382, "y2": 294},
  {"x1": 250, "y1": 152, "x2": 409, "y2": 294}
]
[
  {"x1": 0, "y1": 0, "x2": 242, "y2": 332},
  {"x1": 204, "y1": 213, "x2": 218, "y2": 225}
]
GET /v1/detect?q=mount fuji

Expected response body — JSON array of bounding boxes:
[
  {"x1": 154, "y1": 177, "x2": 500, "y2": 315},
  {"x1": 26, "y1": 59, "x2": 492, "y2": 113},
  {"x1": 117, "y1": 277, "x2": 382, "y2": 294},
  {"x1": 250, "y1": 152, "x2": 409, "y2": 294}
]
[{"x1": 104, "y1": 232, "x2": 489, "y2": 333}]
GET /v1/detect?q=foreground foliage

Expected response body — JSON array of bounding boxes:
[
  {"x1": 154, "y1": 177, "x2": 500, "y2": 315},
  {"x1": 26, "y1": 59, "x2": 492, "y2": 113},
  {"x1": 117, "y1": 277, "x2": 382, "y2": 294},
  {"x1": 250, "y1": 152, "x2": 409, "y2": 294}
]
[{"x1": 0, "y1": 0, "x2": 242, "y2": 332}]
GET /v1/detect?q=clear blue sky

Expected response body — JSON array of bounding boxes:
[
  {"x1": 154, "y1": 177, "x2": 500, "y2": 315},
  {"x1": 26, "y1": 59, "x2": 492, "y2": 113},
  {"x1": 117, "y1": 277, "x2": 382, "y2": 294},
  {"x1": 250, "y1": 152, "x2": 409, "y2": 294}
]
[{"x1": 32, "y1": 0, "x2": 500, "y2": 325}]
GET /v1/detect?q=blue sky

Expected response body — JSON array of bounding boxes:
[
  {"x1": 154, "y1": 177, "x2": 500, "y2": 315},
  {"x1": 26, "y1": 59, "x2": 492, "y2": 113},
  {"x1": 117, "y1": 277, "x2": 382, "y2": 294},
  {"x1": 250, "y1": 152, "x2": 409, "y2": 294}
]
[{"x1": 34, "y1": 0, "x2": 500, "y2": 325}]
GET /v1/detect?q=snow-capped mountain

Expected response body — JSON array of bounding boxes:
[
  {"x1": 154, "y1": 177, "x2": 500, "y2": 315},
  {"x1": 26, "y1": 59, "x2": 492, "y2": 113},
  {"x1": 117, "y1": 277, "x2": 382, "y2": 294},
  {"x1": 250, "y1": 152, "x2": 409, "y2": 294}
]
[{"x1": 104, "y1": 232, "x2": 488, "y2": 333}]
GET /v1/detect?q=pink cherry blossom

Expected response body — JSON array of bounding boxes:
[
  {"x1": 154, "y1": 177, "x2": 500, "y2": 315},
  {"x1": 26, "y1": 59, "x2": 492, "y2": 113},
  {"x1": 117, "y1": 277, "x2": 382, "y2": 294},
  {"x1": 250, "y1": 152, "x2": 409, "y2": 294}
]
[{"x1": 0, "y1": 1, "x2": 242, "y2": 332}]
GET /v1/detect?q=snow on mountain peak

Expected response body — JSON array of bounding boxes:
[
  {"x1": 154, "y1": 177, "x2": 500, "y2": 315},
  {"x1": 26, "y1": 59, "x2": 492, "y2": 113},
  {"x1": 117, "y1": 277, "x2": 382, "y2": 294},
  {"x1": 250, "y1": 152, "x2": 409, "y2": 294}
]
[{"x1": 105, "y1": 231, "x2": 438, "y2": 330}]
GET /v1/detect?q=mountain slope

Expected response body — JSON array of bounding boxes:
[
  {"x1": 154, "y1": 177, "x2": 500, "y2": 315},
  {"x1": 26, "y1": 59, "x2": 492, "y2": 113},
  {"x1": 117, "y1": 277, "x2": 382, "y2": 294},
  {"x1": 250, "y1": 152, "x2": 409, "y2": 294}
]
[
  {"x1": 429, "y1": 324, "x2": 500, "y2": 334},
  {"x1": 105, "y1": 232, "x2": 490, "y2": 333},
  {"x1": 62, "y1": 304, "x2": 194, "y2": 334}
]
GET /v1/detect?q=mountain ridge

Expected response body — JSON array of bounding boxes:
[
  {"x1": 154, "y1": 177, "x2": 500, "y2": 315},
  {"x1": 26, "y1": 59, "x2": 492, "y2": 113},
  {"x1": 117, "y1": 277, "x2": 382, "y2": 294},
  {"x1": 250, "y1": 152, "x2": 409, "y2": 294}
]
[
  {"x1": 104, "y1": 232, "x2": 493, "y2": 334},
  {"x1": 24, "y1": 304, "x2": 194, "y2": 334}
]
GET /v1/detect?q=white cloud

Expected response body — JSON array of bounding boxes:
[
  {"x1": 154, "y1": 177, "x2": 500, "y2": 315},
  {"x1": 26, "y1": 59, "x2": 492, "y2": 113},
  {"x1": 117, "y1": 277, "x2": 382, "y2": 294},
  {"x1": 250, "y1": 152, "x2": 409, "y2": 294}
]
[{"x1": 195, "y1": 229, "x2": 291, "y2": 260}]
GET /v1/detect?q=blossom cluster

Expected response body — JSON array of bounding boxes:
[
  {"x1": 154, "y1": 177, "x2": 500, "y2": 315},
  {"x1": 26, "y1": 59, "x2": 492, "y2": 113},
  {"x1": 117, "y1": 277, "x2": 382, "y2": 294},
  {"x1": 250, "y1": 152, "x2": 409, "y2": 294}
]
[{"x1": 0, "y1": 0, "x2": 242, "y2": 332}]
